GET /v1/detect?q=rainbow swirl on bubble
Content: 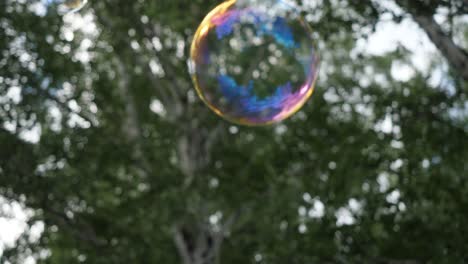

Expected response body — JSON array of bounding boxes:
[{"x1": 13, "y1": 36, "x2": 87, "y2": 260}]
[{"x1": 190, "y1": 0, "x2": 319, "y2": 125}]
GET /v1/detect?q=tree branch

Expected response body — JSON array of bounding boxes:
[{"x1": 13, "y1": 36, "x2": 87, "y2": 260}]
[
  {"x1": 112, "y1": 54, "x2": 154, "y2": 180},
  {"x1": 40, "y1": 90, "x2": 96, "y2": 126},
  {"x1": 42, "y1": 204, "x2": 105, "y2": 247},
  {"x1": 173, "y1": 226, "x2": 192, "y2": 264},
  {"x1": 395, "y1": 0, "x2": 468, "y2": 81}
]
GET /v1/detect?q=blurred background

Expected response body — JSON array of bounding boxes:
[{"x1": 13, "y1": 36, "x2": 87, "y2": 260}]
[{"x1": 0, "y1": 0, "x2": 467, "y2": 263}]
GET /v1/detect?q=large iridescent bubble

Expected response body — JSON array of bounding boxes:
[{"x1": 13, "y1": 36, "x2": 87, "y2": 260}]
[
  {"x1": 190, "y1": 0, "x2": 319, "y2": 125},
  {"x1": 46, "y1": 0, "x2": 88, "y2": 14}
]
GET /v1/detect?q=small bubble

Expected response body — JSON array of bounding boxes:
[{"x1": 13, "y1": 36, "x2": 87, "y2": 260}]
[{"x1": 47, "y1": 0, "x2": 88, "y2": 14}]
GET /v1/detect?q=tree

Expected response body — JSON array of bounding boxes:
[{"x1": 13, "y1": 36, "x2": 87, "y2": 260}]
[{"x1": 1, "y1": 0, "x2": 467, "y2": 263}]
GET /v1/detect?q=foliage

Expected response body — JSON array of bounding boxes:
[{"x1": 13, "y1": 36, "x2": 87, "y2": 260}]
[{"x1": 0, "y1": 0, "x2": 467, "y2": 263}]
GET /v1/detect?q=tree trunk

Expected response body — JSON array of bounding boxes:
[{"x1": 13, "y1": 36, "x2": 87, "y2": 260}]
[
  {"x1": 173, "y1": 225, "x2": 223, "y2": 264},
  {"x1": 173, "y1": 123, "x2": 226, "y2": 264}
]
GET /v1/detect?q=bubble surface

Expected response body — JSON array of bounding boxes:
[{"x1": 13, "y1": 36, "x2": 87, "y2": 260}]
[
  {"x1": 46, "y1": 0, "x2": 88, "y2": 14},
  {"x1": 190, "y1": 0, "x2": 319, "y2": 125}
]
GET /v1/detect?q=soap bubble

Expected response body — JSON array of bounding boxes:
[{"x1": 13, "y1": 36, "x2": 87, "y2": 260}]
[
  {"x1": 190, "y1": 0, "x2": 319, "y2": 125},
  {"x1": 46, "y1": 0, "x2": 88, "y2": 14}
]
